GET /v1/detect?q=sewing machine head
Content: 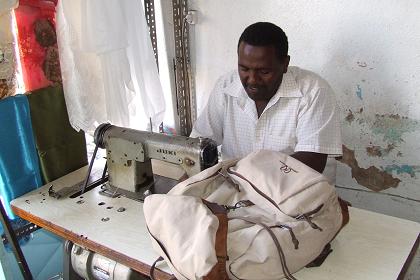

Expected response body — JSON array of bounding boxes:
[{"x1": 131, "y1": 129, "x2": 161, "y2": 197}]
[{"x1": 94, "y1": 124, "x2": 218, "y2": 201}]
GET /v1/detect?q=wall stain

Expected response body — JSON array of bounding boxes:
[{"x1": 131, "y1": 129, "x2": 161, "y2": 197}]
[
  {"x1": 345, "y1": 110, "x2": 354, "y2": 123},
  {"x1": 345, "y1": 107, "x2": 364, "y2": 124},
  {"x1": 384, "y1": 165, "x2": 420, "y2": 178},
  {"x1": 366, "y1": 144, "x2": 395, "y2": 157},
  {"x1": 357, "y1": 61, "x2": 367, "y2": 67},
  {"x1": 356, "y1": 85, "x2": 363, "y2": 100},
  {"x1": 345, "y1": 113, "x2": 418, "y2": 158},
  {"x1": 371, "y1": 114, "x2": 420, "y2": 144},
  {"x1": 339, "y1": 145, "x2": 401, "y2": 191},
  {"x1": 366, "y1": 146, "x2": 382, "y2": 157}
]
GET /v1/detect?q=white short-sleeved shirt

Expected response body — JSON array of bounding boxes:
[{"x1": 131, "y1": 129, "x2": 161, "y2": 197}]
[{"x1": 191, "y1": 66, "x2": 342, "y2": 183}]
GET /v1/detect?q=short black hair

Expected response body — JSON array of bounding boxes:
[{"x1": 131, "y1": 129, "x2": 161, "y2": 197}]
[{"x1": 238, "y1": 22, "x2": 288, "y2": 59}]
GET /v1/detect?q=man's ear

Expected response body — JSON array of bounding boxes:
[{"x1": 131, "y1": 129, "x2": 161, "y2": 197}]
[{"x1": 282, "y1": 55, "x2": 290, "y2": 73}]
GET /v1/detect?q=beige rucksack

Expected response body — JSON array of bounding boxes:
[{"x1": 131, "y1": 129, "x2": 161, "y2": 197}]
[{"x1": 144, "y1": 150, "x2": 349, "y2": 280}]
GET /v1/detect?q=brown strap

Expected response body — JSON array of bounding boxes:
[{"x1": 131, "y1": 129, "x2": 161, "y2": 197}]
[
  {"x1": 329, "y1": 196, "x2": 351, "y2": 243},
  {"x1": 202, "y1": 200, "x2": 230, "y2": 280},
  {"x1": 150, "y1": 256, "x2": 164, "y2": 280},
  {"x1": 338, "y1": 197, "x2": 350, "y2": 229},
  {"x1": 306, "y1": 197, "x2": 351, "y2": 269},
  {"x1": 305, "y1": 243, "x2": 333, "y2": 267}
]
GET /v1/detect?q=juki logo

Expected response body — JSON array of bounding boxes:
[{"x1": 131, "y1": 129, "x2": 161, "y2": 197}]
[{"x1": 156, "y1": 149, "x2": 176, "y2": 156}]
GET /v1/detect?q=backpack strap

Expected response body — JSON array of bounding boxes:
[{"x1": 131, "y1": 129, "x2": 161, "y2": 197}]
[
  {"x1": 202, "y1": 200, "x2": 230, "y2": 280},
  {"x1": 338, "y1": 197, "x2": 350, "y2": 229},
  {"x1": 150, "y1": 256, "x2": 164, "y2": 280},
  {"x1": 305, "y1": 243, "x2": 333, "y2": 267},
  {"x1": 305, "y1": 197, "x2": 351, "y2": 269}
]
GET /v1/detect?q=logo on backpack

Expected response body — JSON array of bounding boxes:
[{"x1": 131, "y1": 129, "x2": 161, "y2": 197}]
[{"x1": 279, "y1": 160, "x2": 298, "y2": 174}]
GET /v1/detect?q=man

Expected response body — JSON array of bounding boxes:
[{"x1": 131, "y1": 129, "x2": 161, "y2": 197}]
[{"x1": 190, "y1": 22, "x2": 342, "y2": 183}]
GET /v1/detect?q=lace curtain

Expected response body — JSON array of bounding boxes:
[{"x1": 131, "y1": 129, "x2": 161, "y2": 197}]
[
  {"x1": 56, "y1": 0, "x2": 165, "y2": 135},
  {"x1": 0, "y1": 0, "x2": 18, "y2": 99}
]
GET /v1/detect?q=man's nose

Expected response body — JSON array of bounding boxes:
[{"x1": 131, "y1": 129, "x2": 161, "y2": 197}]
[{"x1": 248, "y1": 71, "x2": 258, "y2": 84}]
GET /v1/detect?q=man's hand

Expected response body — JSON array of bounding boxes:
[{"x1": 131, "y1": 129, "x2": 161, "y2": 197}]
[{"x1": 290, "y1": 152, "x2": 327, "y2": 174}]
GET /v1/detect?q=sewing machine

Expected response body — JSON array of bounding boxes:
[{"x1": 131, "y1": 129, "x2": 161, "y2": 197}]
[{"x1": 92, "y1": 123, "x2": 218, "y2": 201}]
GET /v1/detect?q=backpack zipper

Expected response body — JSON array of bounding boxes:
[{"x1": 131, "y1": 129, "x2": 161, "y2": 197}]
[
  {"x1": 223, "y1": 200, "x2": 254, "y2": 211},
  {"x1": 181, "y1": 167, "x2": 241, "y2": 193},
  {"x1": 294, "y1": 204, "x2": 324, "y2": 231},
  {"x1": 227, "y1": 169, "x2": 283, "y2": 212}
]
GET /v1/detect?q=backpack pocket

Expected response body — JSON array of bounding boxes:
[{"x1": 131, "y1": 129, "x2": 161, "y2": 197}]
[
  {"x1": 227, "y1": 216, "x2": 298, "y2": 280},
  {"x1": 144, "y1": 194, "x2": 220, "y2": 279}
]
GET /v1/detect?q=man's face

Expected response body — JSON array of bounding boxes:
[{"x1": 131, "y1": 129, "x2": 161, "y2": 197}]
[{"x1": 238, "y1": 42, "x2": 289, "y2": 102}]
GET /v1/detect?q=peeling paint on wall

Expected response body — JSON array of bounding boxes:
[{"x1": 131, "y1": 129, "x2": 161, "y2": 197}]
[
  {"x1": 383, "y1": 165, "x2": 420, "y2": 178},
  {"x1": 344, "y1": 111, "x2": 420, "y2": 142},
  {"x1": 356, "y1": 85, "x2": 363, "y2": 100},
  {"x1": 344, "y1": 110, "x2": 420, "y2": 160},
  {"x1": 366, "y1": 144, "x2": 395, "y2": 157},
  {"x1": 345, "y1": 110, "x2": 354, "y2": 123},
  {"x1": 339, "y1": 145, "x2": 401, "y2": 191},
  {"x1": 345, "y1": 108, "x2": 363, "y2": 124},
  {"x1": 371, "y1": 114, "x2": 420, "y2": 144}
]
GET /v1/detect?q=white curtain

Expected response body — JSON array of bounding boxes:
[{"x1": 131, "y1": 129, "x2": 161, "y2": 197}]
[{"x1": 56, "y1": 0, "x2": 165, "y2": 135}]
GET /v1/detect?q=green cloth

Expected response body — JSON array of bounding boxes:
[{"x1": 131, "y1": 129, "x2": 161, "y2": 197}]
[{"x1": 27, "y1": 86, "x2": 87, "y2": 183}]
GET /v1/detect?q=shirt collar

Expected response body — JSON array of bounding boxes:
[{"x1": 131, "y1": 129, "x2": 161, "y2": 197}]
[
  {"x1": 233, "y1": 70, "x2": 302, "y2": 111},
  {"x1": 270, "y1": 70, "x2": 302, "y2": 99}
]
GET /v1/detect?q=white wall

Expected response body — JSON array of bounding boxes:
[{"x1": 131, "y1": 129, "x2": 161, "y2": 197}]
[{"x1": 189, "y1": 0, "x2": 420, "y2": 222}]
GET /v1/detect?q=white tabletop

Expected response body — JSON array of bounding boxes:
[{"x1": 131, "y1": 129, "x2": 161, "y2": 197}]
[{"x1": 11, "y1": 166, "x2": 420, "y2": 280}]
